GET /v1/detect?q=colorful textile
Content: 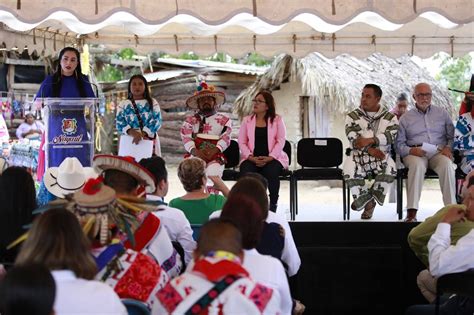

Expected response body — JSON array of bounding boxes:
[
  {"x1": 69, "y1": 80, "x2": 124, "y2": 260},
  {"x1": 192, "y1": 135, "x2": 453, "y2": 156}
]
[
  {"x1": 343, "y1": 107, "x2": 399, "y2": 210},
  {"x1": 180, "y1": 112, "x2": 232, "y2": 159},
  {"x1": 454, "y1": 113, "x2": 474, "y2": 174},
  {"x1": 116, "y1": 99, "x2": 162, "y2": 138},
  {"x1": 123, "y1": 213, "x2": 182, "y2": 278},
  {"x1": 152, "y1": 255, "x2": 281, "y2": 315},
  {"x1": 94, "y1": 243, "x2": 169, "y2": 306}
]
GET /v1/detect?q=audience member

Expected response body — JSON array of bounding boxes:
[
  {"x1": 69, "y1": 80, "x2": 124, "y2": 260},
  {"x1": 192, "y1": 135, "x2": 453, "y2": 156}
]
[
  {"x1": 405, "y1": 188, "x2": 474, "y2": 314},
  {"x1": 408, "y1": 173, "x2": 474, "y2": 267},
  {"x1": 152, "y1": 219, "x2": 281, "y2": 314},
  {"x1": 0, "y1": 167, "x2": 36, "y2": 265},
  {"x1": 0, "y1": 264, "x2": 55, "y2": 315},
  {"x1": 69, "y1": 177, "x2": 169, "y2": 306},
  {"x1": 139, "y1": 156, "x2": 196, "y2": 264},
  {"x1": 343, "y1": 84, "x2": 399, "y2": 219},
  {"x1": 170, "y1": 157, "x2": 226, "y2": 224},
  {"x1": 94, "y1": 154, "x2": 182, "y2": 277},
  {"x1": 220, "y1": 193, "x2": 293, "y2": 314},
  {"x1": 210, "y1": 173, "x2": 301, "y2": 277},
  {"x1": 408, "y1": 174, "x2": 474, "y2": 303},
  {"x1": 238, "y1": 90, "x2": 289, "y2": 212},
  {"x1": 15, "y1": 208, "x2": 127, "y2": 314},
  {"x1": 397, "y1": 83, "x2": 456, "y2": 222}
]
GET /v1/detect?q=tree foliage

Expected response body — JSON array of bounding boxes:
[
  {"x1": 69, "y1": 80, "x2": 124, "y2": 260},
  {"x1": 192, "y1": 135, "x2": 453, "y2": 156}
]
[
  {"x1": 434, "y1": 53, "x2": 473, "y2": 106},
  {"x1": 96, "y1": 64, "x2": 123, "y2": 82},
  {"x1": 118, "y1": 48, "x2": 136, "y2": 60},
  {"x1": 244, "y1": 52, "x2": 272, "y2": 66}
]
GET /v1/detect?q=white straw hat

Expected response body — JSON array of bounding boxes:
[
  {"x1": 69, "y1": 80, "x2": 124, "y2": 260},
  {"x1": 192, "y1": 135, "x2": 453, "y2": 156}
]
[{"x1": 43, "y1": 157, "x2": 98, "y2": 198}]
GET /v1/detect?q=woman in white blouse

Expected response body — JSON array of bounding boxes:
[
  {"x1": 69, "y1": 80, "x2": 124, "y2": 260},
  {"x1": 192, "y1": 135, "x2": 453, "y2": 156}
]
[
  {"x1": 16, "y1": 113, "x2": 44, "y2": 140},
  {"x1": 15, "y1": 208, "x2": 127, "y2": 315}
]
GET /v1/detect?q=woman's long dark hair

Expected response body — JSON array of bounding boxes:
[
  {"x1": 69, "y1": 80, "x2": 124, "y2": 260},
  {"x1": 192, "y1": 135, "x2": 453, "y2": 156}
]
[
  {"x1": 128, "y1": 74, "x2": 154, "y2": 111},
  {"x1": 51, "y1": 47, "x2": 88, "y2": 97},
  {"x1": 0, "y1": 264, "x2": 56, "y2": 315},
  {"x1": 255, "y1": 90, "x2": 276, "y2": 123},
  {"x1": 0, "y1": 167, "x2": 36, "y2": 264},
  {"x1": 15, "y1": 208, "x2": 97, "y2": 280}
]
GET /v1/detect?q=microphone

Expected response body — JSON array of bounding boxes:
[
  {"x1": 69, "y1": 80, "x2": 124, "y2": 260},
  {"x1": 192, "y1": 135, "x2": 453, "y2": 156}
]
[{"x1": 80, "y1": 75, "x2": 99, "y2": 99}]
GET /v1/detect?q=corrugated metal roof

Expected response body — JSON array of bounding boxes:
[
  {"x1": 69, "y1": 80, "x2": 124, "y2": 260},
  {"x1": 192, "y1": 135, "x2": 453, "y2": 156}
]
[
  {"x1": 116, "y1": 69, "x2": 194, "y2": 84},
  {"x1": 156, "y1": 58, "x2": 269, "y2": 75}
]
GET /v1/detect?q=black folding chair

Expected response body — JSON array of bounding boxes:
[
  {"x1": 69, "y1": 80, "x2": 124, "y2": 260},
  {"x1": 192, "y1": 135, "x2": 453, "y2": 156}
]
[
  {"x1": 280, "y1": 140, "x2": 294, "y2": 216},
  {"x1": 222, "y1": 139, "x2": 293, "y2": 214},
  {"x1": 435, "y1": 269, "x2": 474, "y2": 315},
  {"x1": 292, "y1": 138, "x2": 346, "y2": 220},
  {"x1": 396, "y1": 151, "x2": 466, "y2": 220}
]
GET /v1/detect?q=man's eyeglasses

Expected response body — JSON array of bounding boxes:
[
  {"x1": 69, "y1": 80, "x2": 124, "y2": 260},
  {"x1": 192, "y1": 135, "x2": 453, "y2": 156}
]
[
  {"x1": 415, "y1": 93, "x2": 432, "y2": 98},
  {"x1": 252, "y1": 99, "x2": 266, "y2": 104}
]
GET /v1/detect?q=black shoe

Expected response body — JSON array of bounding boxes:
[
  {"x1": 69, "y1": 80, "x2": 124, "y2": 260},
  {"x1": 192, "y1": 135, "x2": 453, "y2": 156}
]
[{"x1": 404, "y1": 208, "x2": 418, "y2": 222}]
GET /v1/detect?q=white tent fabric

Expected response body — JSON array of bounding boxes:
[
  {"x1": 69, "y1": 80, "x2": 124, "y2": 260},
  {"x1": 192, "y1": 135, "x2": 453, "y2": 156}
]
[
  {"x1": 0, "y1": 0, "x2": 472, "y2": 57},
  {"x1": 1, "y1": 0, "x2": 473, "y2": 24}
]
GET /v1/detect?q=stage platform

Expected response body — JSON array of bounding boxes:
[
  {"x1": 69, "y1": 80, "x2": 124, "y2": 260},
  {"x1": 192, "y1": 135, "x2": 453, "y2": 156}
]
[{"x1": 289, "y1": 221, "x2": 426, "y2": 315}]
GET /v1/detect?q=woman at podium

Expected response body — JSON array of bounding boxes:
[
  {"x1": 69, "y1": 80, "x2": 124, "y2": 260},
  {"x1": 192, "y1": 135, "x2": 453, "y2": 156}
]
[{"x1": 35, "y1": 47, "x2": 95, "y2": 180}]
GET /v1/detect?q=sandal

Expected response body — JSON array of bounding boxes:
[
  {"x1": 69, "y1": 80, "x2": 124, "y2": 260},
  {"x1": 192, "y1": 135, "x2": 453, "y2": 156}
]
[{"x1": 361, "y1": 199, "x2": 376, "y2": 219}]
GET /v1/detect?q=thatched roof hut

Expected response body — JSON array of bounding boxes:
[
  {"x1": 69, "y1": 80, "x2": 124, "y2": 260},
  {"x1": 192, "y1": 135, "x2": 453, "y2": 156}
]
[{"x1": 234, "y1": 53, "x2": 454, "y2": 118}]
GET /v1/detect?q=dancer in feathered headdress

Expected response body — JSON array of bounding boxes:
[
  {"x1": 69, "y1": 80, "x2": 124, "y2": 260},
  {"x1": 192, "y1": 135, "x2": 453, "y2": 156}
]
[{"x1": 180, "y1": 79, "x2": 232, "y2": 193}]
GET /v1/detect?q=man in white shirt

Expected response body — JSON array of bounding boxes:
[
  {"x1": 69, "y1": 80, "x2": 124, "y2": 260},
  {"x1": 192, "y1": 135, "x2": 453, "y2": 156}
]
[
  {"x1": 406, "y1": 186, "x2": 474, "y2": 314},
  {"x1": 210, "y1": 172, "x2": 301, "y2": 277},
  {"x1": 94, "y1": 154, "x2": 182, "y2": 278},
  {"x1": 428, "y1": 198, "x2": 474, "y2": 277},
  {"x1": 152, "y1": 219, "x2": 281, "y2": 315},
  {"x1": 139, "y1": 156, "x2": 196, "y2": 264}
]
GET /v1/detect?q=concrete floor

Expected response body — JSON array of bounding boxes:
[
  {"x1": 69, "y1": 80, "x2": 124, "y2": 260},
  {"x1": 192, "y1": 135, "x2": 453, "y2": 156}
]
[{"x1": 165, "y1": 166, "x2": 449, "y2": 222}]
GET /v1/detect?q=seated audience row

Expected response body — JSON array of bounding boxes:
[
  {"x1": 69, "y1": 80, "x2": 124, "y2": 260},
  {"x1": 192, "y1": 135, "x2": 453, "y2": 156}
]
[{"x1": 0, "y1": 152, "x2": 299, "y2": 314}]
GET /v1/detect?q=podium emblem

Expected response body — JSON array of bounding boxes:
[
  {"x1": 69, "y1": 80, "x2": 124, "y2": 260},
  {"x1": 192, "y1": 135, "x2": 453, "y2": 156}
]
[{"x1": 62, "y1": 118, "x2": 77, "y2": 135}]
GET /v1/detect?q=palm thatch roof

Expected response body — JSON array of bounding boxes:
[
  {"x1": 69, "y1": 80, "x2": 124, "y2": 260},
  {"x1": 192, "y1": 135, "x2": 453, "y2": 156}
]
[{"x1": 234, "y1": 53, "x2": 454, "y2": 118}]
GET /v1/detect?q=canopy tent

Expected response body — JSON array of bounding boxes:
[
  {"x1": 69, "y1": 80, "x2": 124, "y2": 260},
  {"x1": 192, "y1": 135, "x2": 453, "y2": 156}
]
[{"x1": 0, "y1": 0, "x2": 472, "y2": 57}]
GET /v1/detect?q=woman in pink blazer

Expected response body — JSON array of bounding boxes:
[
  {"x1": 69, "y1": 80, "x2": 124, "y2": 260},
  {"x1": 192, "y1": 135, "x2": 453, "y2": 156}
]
[{"x1": 238, "y1": 90, "x2": 288, "y2": 212}]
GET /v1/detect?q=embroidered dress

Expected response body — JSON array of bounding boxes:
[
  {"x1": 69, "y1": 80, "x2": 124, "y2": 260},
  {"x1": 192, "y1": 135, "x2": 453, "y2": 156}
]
[
  {"x1": 151, "y1": 253, "x2": 281, "y2": 315},
  {"x1": 343, "y1": 107, "x2": 399, "y2": 210},
  {"x1": 94, "y1": 243, "x2": 169, "y2": 307},
  {"x1": 180, "y1": 112, "x2": 232, "y2": 178},
  {"x1": 454, "y1": 112, "x2": 474, "y2": 174},
  {"x1": 116, "y1": 98, "x2": 162, "y2": 156}
]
